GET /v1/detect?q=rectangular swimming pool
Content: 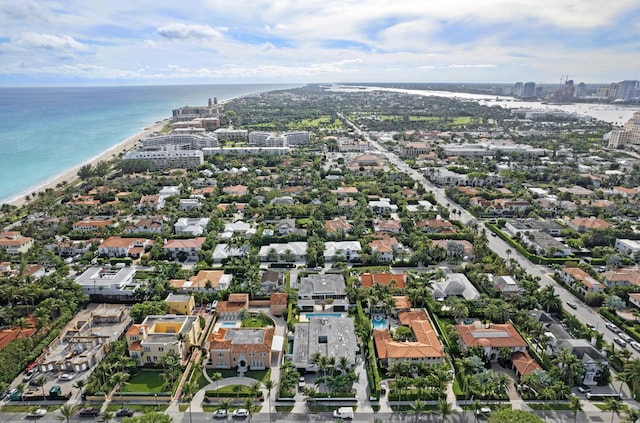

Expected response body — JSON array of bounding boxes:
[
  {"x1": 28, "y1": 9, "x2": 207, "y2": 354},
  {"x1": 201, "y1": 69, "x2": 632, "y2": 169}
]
[
  {"x1": 371, "y1": 319, "x2": 387, "y2": 330},
  {"x1": 221, "y1": 321, "x2": 239, "y2": 328},
  {"x1": 305, "y1": 313, "x2": 343, "y2": 319}
]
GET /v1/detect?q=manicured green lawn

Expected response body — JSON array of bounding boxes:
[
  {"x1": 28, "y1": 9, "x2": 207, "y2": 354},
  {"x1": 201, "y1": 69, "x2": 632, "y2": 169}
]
[
  {"x1": 241, "y1": 314, "x2": 274, "y2": 328},
  {"x1": 122, "y1": 370, "x2": 170, "y2": 393}
]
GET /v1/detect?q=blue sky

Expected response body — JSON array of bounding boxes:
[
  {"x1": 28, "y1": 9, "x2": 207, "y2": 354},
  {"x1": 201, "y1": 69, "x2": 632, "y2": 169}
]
[{"x1": 0, "y1": 0, "x2": 638, "y2": 86}]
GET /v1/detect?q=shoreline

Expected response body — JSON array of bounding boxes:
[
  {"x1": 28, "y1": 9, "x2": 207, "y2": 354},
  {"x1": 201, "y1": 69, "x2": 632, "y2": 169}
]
[{"x1": 7, "y1": 118, "x2": 169, "y2": 209}]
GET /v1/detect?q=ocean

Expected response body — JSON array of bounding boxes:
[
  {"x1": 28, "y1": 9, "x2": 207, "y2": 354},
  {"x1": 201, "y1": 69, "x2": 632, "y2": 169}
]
[{"x1": 0, "y1": 84, "x2": 300, "y2": 205}]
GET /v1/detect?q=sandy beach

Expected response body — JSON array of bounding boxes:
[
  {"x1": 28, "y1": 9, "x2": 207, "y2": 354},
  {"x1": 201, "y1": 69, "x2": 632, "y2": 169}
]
[{"x1": 9, "y1": 119, "x2": 169, "y2": 208}]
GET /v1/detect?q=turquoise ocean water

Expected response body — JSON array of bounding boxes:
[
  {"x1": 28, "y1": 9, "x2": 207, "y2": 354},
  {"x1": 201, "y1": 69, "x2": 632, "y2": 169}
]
[{"x1": 0, "y1": 84, "x2": 300, "y2": 204}]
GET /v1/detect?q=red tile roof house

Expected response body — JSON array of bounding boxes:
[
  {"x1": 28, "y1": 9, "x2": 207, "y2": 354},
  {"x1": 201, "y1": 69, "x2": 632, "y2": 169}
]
[
  {"x1": 368, "y1": 236, "x2": 400, "y2": 262},
  {"x1": 269, "y1": 292, "x2": 288, "y2": 317},
  {"x1": 208, "y1": 327, "x2": 275, "y2": 371},
  {"x1": 325, "y1": 217, "x2": 353, "y2": 236},
  {"x1": 71, "y1": 218, "x2": 114, "y2": 231},
  {"x1": 222, "y1": 185, "x2": 249, "y2": 196},
  {"x1": 373, "y1": 219, "x2": 403, "y2": 233},
  {"x1": 360, "y1": 272, "x2": 407, "y2": 289},
  {"x1": 455, "y1": 322, "x2": 527, "y2": 362},
  {"x1": 217, "y1": 293, "x2": 250, "y2": 320},
  {"x1": 0, "y1": 232, "x2": 34, "y2": 255},
  {"x1": 373, "y1": 309, "x2": 445, "y2": 366},
  {"x1": 162, "y1": 237, "x2": 206, "y2": 261},
  {"x1": 416, "y1": 219, "x2": 456, "y2": 234},
  {"x1": 560, "y1": 267, "x2": 605, "y2": 294},
  {"x1": 98, "y1": 237, "x2": 154, "y2": 258},
  {"x1": 567, "y1": 217, "x2": 611, "y2": 233}
]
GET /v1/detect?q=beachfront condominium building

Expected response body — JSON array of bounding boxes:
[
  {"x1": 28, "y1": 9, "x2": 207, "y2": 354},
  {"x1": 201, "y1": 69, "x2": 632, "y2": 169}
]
[
  {"x1": 283, "y1": 131, "x2": 311, "y2": 145},
  {"x1": 141, "y1": 133, "x2": 220, "y2": 149},
  {"x1": 124, "y1": 145, "x2": 204, "y2": 170},
  {"x1": 126, "y1": 314, "x2": 202, "y2": 365},
  {"x1": 214, "y1": 128, "x2": 249, "y2": 141},
  {"x1": 608, "y1": 112, "x2": 640, "y2": 148},
  {"x1": 172, "y1": 99, "x2": 223, "y2": 121}
]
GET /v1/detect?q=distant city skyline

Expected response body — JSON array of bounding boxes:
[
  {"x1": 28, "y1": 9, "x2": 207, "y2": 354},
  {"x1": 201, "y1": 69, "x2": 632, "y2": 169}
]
[{"x1": 1, "y1": 0, "x2": 639, "y2": 86}]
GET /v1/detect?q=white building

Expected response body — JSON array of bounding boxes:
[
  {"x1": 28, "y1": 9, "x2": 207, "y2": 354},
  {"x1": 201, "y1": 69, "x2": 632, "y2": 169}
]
[
  {"x1": 284, "y1": 131, "x2": 311, "y2": 146},
  {"x1": 75, "y1": 266, "x2": 141, "y2": 300},
  {"x1": 124, "y1": 145, "x2": 204, "y2": 170},
  {"x1": 174, "y1": 217, "x2": 210, "y2": 236},
  {"x1": 324, "y1": 241, "x2": 362, "y2": 262},
  {"x1": 141, "y1": 133, "x2": 219, "y2": 149},
  {"x1": 615, "y1": 239, "x2": 640, "y2": 257}
]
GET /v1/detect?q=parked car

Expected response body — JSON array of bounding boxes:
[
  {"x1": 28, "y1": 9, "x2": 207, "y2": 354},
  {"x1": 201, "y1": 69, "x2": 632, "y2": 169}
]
[
  {"x1": 578, "y1": 386, "x2": 591, "y2": 393},
  {"x1": 614, "y1": 337, "x2": 627, "y2": 347},
  {"x1": 22, "y1": 369, "x2": 37, "y2": 382},
  {"x1": 213, "y1": 409, "x2": 228, "y2": 419},
  {"x1": 26, "y1": 408, "x2": 47, "y2": 418},
  {"x1": 78, "y1": 407, "x2": 100, "y2": 417},
  {"x1": 586, "y1": 323, "x2": 596, "y2": 330},
  {"x1": 606, "y1": 323, "x2": 620, "y2": 333},
  {"x1": 631, "y1": 341, "x2": 640, "y2": 351},
  {"x1": 58, "y1": 373, "x2": 74, "y2": 381},
  {"x1": 115, "y1": 408, "x2": 134, "y2": 417},
  {"x1": 566, "y1": 301, "x2": 578, "y2": 309},
  {"x1": 619, "y1": 333, "x2": 632, "y2": 343},
  {"x1": 232, "y1": 409, "x2": 249, "y2": 418},
  {"x1": 475, "y1": 407, "x2": 492, "y2": 416}
]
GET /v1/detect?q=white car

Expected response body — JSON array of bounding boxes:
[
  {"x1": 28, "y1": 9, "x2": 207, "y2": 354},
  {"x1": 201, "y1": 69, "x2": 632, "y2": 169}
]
[
  {"x1": 58, "y1": 373, "x2": 74, "y2": 381},
  {"x1": 630, "y1": 341, "x2": 640, "y2": 351},
  {"x1": 614, "y1": 337, "x2": 627, "y2": 347},
  {"x1": 232, "y1": 409, "x2": 249, "y2": 418},
  {"x1": 26, "y1": 409, "x2": 47, "y2": 418},
  {"x1": 213, "y1": 409, "x2": 228, "y2": 419}
]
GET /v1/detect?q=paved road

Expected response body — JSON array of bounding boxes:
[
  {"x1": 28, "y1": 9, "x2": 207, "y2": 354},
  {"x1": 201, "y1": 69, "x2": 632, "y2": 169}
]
[
  {"x1": 0, "y1": 409, "x2": 632, "y2": 423},
  {"x1": 340, "y1": 113, "x2": 639, "y2": 362}
]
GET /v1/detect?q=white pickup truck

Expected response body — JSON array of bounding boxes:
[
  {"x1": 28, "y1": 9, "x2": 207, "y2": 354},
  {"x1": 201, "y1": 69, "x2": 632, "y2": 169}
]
[{"x1": 333, "y1": 407, "x2": 354, "y2": 420}]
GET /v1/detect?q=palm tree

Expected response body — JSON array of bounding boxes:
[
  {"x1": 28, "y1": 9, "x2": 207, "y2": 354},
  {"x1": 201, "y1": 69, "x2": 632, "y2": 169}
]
[
  {"x1": 219, "y1": 399, "x2": 231, "y2": 415},
  {"x1": 553, "y1": 348, "x2": 584, "y2": 386},
  {"x1": 263, "y1": 379, "x2": 275, "y2": 423},
  {"x1": 232, "y1": 384, "x2": 242, "y2": 399},
  {"x1": 35, "y1": 375, "x2": 48, "y2": 399},
  {"x1": 568, "y1": 394, "x2": 582, "y2": 423},
  {"x1": 211, "y1": 371, "x2": 223, "y2": 398},
  {"x1": 110, "y1": 372, "x2": 130, "y2": 405},
  {"x1": 623, "y1": 406, "x2": 640, "y2": 423},
  {"x1": 395, "y1": 377, "x2": 409, "y2": 413},
  {"x1": 436, "y1": 398, "x2": 457, "y2": 423},
  {"x1": 73, "y1": 379, "x2": 87, "y2": 399},
  {"x1": 409, "y1": 399, "x2": 428, "y2": 423},
  {"x1": 181, "y1": 380, "x2": 199, "y2": 423},
  {"x1": 243, "y1": 397, "x2": 254, "y2": 422},
  {"x1": 605, "y1": 397, "x2": 624, "y2": 423},
  {"x1": 57, "y1": 404, "x2": 81, "y2": 423},
  {"x1": 99, "y1": 410, "x2": 115, "y2": 423}
]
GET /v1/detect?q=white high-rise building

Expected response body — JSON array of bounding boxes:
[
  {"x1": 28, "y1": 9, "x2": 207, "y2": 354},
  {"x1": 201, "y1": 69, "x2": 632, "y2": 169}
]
[
  {"x1": 608, "y1": 112, "x2": 640, "y2": 148},
  {"x1": 124, "y1": 145, "x2": 204, "y2": 170}
]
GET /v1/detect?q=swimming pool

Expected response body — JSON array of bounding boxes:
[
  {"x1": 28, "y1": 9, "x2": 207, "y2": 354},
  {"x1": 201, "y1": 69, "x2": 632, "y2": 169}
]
[
  {"x1": 371, "y1": 319, "x2": 387, "y2": 330},
  {"x1": 221, "y1": 321, "x2": 239, "y2": 328},
  {"x1": 305, "y1": 313, "x2": 343, "y2": 319}
]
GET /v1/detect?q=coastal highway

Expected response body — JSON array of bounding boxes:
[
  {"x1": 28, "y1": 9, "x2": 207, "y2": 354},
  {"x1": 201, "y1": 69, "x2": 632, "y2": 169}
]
[{"x1": 339, "y1": 113, "x2": 640, "y2": 360}]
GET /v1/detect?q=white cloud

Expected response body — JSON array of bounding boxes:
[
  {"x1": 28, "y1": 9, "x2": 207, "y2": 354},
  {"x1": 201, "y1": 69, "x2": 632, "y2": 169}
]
[
  {"x1": 448, "y1": 64, "x2": 497, "y2": 68},
  {"x1": 11, "y1": 32, "x2": 86, "y2": 51},
  {"x1": 157, "y1": 23, "x2": 224, "y2": 40},
  {"x1": 0, "y1": 0, "x2": 638, "y2": 84}
]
